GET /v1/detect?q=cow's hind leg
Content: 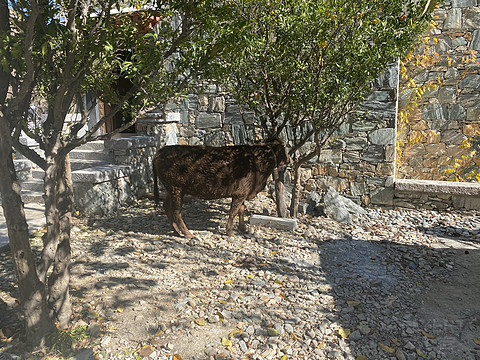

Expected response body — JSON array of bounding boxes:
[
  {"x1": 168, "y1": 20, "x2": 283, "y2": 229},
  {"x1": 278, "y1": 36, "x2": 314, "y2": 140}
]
[
  {"x1": 171, "y1": 189, "x2": 193, "y2": 239},
  {"x1": 163, "y1": 193, "x2": 175, "y2": 230},
  {"x1": 227, "y1": 197, "x2": 246, "y2": 236}
]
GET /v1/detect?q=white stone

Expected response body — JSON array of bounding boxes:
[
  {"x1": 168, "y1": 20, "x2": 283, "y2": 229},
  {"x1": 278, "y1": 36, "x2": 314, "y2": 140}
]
[{"x1": 249, "y1": 214, "x2": 298, "y2": 232}]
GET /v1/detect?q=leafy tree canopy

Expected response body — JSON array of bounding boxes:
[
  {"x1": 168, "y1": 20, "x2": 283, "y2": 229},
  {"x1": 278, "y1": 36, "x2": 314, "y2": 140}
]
[{"x1": 211, "y1": 0, "x2": 435, "y2": 215}]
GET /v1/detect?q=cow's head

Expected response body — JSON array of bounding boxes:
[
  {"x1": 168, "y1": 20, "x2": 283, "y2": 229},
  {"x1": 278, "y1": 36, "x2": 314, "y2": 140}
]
[{"x1": 266, "y1": 138, "x2": 289, "y2": 167}]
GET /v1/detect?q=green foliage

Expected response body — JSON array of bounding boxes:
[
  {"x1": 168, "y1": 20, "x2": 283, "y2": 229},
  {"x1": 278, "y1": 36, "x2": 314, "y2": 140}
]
[
  {"x1": 2, "y1": 0, "x2": 229, "y2": 140},
  {"x1": 46, "y1": 325, "x2": 90, "y2": 356},
  {"x1": 213, "y1": 0, "x2": 433, "y2": 144}
]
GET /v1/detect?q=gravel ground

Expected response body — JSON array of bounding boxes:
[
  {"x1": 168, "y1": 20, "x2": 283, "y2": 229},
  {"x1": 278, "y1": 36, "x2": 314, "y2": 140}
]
[{"x1": 1, "y1": 192, "x2": 480, "y2": 360}]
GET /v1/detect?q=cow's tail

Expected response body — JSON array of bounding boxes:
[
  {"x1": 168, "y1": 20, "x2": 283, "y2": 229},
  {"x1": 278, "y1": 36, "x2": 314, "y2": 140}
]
[{"x1": 153, "y1": 160, "x2": 160, "y2": 208}]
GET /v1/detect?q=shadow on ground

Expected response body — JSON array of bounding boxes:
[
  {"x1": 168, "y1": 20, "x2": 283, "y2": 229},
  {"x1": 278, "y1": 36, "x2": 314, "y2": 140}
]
[{"x1": 1, "y1": 198, "x2": 480, "y2": 359}]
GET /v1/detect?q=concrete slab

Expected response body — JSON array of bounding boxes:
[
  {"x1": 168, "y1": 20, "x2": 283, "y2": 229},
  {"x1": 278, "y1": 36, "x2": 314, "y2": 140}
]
[
  {"x1": 395, "y1": 178, "x2": 480, "y2": 196},
  {"x1": 249, "y1": 214, "x2": 298, "y2": 232},
  {"x1": 0, "y1": 203, "x2": 45, "y2": 249}
]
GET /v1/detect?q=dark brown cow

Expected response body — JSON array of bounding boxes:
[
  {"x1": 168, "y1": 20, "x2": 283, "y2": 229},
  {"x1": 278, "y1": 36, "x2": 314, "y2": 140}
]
[{"x1": 153, "y1": 140, "x2": 289, "y2": 238}]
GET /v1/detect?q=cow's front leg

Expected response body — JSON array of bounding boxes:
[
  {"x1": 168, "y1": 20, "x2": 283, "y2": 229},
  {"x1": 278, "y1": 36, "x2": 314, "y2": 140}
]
[
  {"x1": 238, "y1": 203, "x2": 246, "y2": 233},
  {"x1": 171, "y1": 189, "x2": 193, "y2": 239},
  {"x1": 227, "y1": 197, "x2": 246, "y2": 236}
]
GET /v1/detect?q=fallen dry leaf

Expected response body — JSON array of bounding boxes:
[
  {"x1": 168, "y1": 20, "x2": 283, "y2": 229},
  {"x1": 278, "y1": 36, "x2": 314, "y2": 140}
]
[
  {"x1": 347, "y1": 300, "x2": 361, "y2": 307},
  {"x1": 421, "y1": 330, "x2": 436, "y2": 339},
  {"x1": 356, "y1": 356, "x2": 368, "y2": 360},
  {"x1": 194, "y1": 317, "x2": 206, "y2": 326},
  {"x1": 378, "y1": 342, "x2": 395, "y2": 354},
  {"x1": 173, "y1": 354, "x2": 183, "y2": 360},
  {"x1": 229, "y1": 329, "x2": 243, "y2": 338},
  {"x1": 338, "y1": 328, "x2": 351, "y2": 339},
  {"x1": 221, "y1": 337, "x2": 232, "y2": 347},
  {"x1": 216, "y1": 311, "x2": 225, "y2": 321},
  {"x1": 137, "y1": 345, "x2": 154, "y2": 357},
  {"x1": 416, "y1": 348, "x2": 428, "y2": 358},
  {"x1": 474, "y1": 337, "x2": 480, "y2": 345}
]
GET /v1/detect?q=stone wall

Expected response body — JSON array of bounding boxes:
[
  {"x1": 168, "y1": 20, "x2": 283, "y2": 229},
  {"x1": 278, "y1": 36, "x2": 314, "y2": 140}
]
[
  {"x1": 303, "y1": 65, "x2": 399, "y2": 207},
  {"x1": 397, "y1": 0, "x2": 480, "y2": 182},
  {"x1": 106, "y1": 136, "x2": 158, "y2": 198},
  {"x1": 73, "y1": 177, "x2": 133, "y2": 215},
  {"x1": 136, "y1": 64, "x2": 400, "y2": 207},
  {"x1": 72, "y1": 137, "x2": 157, "y2": 215},
  {"x1": 136, "y1": 85, "x2": 262, "y2": 148}
]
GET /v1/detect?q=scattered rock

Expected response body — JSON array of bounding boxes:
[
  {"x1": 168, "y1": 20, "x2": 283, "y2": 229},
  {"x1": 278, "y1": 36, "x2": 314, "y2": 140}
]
[{"x1": 323, "y1": 186, "x2": 366, "y2": 223}]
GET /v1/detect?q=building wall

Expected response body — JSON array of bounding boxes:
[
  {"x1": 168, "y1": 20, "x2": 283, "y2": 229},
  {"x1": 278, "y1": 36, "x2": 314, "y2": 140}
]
[
  {"x1": 397, "y1": 1, "x2": 480, "y2": 182},
  {"x1": 136, "y1": 63, "x2": 400, "y2": 207}
]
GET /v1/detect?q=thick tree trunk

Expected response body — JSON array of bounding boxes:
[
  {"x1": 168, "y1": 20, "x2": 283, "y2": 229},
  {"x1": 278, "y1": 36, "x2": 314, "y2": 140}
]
[
  {"x1": 47, "y1": 155, "x2": 73, "y2": 327},
  {"x1": 39, "y1": 159, "x2": 60, "y2": 284},
  {"x1": 40, "y1": 153, "x2": 73, "y2": 327},
  {"x1": 273, "y1": 166, "x2": 288, "y2": 218},
  {"x1": 289, "y1": 165, "x2": 302, "y2": 218},
  {"x1": 0, "y1": 115, "x2": 55, "y2": 346}
]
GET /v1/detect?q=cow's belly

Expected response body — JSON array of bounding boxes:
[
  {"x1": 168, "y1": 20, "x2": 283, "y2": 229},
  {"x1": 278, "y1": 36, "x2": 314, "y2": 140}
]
[{"x1": 169, "y1": 174, "x2": 263, "y2": 200}]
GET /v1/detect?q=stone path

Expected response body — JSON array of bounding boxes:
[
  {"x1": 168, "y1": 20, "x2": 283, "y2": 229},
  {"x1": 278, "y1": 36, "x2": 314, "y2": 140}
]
[
  {"x1": 1, "y1": 194, "x2": 480, "y2": 360},
  {"x1": 0, "y1": 203, "x2": 45, "y2": 249}
]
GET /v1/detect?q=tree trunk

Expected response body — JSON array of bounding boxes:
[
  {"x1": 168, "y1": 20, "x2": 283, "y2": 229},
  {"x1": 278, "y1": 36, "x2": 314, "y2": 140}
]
[
  {"x1": 273, "y1": 166, "x2": 288, "y2": 218},
  {"x1": 0, "y1": 115, "x2": 55, "y2": 346},
  {"x1": 40, "y1": 152, "x2": 73, "y2": 327},
  {"x1": 39, "y1": 158, "x2": 60, "y2": 284},
  {"x1": 47, "y1": 155, "x2": 73, "y2": 328},
  {"x1": 289, "y1": 165, "x2": 302, "y2": 218}
]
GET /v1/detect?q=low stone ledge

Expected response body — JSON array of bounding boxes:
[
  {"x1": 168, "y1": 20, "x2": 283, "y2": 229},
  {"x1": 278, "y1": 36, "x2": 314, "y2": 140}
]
[
  {"x1": 14, "y1": 159, "x2": 33, "y2": 180},
  {"x1": 14, "y1": 159, "x2": 32, "y2": 172},
  {"x1": 105, "y1": 136, "x2": 157, "y2": 150},
  {"x1": 72, "y1": 164, "x2": 131, "y2": 184},
  {"x1": 250, "y1": 214, "x2": 298, "y2": 232},
  {"x1": 137, "y1": 112, "x2": 181, "y2": 123},
  {"x1": 395, "y1": 179, "x2": 480, "y2": 196}
]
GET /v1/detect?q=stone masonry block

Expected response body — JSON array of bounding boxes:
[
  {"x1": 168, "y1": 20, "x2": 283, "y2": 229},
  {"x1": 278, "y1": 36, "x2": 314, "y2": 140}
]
[
  {"x1": 452, "y1": 0, "x2": 477, "y2": 7},
  {"x1": 395, "y1": 178, "x2": 480, "y2": 196},
  {"x1": 250, "y1": 214, "x2": 298, "y2": 232},
  {"x1": 105, "y1": 136, "x2": 157, "y2": 150},
  {"x1": 72, "y1": 164, "x2": 131, "y2": 184},
  {"x1": 444, "y1": 8, "x2": 462, "y2": 29},
  {"x1": 196, "y1": 113, "x2": 222, "y2": 129}
]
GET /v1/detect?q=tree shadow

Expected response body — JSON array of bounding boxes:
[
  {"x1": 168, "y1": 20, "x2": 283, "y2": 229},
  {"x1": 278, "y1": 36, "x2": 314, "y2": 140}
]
[
  {"x1": 3, "y1": 198, "x2": 480, "y2": 359},
  {"x1": 0, "y1": 247, "x2": 22, "y2": 350},
  {"x1": 318, "y1": 234, "x2": 480, "y2": 359},
  {"x1": 86, "y1": 198, "x2": 230, "y2": 239}
]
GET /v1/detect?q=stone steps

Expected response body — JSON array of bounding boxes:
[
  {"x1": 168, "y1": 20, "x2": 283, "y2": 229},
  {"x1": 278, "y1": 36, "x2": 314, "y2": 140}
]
[
  {"x1": 20, "y1": 179, "x2": 44, "y2": 192},
  {"x1": 72, "y1": 164, "x2": 131, "y2": 184},
  {"x1": 3, "y1": 141, "x2": 129, "y2": 206},
  {"x1": 69, "y1": 149, "x2": 112, "y2": 161},
  {"x1": 77, "y1": 140, "x2": 105, "y2": 151}
]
